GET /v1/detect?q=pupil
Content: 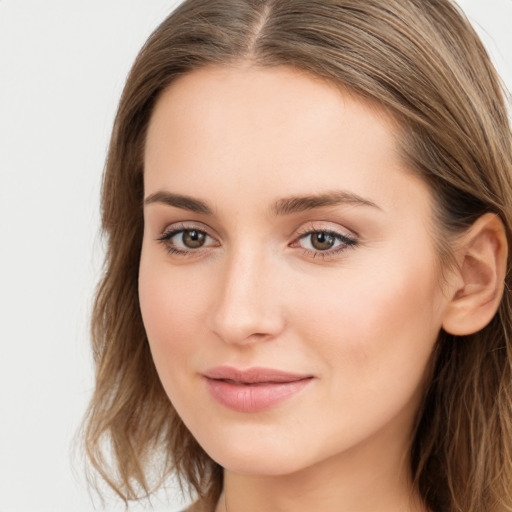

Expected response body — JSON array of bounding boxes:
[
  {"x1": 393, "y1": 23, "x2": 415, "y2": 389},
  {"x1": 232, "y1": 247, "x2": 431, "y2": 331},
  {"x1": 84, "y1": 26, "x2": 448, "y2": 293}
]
[
  {"x1": 183, "y1": 230, "x2": 205, "y2": 248},
  {"x1": 312, "y1": 232, "x2": 334, "y2": 250}
]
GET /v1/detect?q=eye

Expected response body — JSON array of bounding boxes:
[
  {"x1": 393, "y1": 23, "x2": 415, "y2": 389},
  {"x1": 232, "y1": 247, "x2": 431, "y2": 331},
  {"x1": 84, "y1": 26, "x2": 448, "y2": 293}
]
[
  {"x1": 157, "y1": 226, "x2": 219, "y2": 255},
  {"x1": 292, "y1": 228, "x2": 358, "y2": 256}
]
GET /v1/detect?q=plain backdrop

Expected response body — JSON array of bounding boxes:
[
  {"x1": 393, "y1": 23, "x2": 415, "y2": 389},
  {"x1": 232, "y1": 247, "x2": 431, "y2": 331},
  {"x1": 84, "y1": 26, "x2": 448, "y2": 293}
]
[{"x1": 0, "y1": 1, "x2": 511, "y2": 511}]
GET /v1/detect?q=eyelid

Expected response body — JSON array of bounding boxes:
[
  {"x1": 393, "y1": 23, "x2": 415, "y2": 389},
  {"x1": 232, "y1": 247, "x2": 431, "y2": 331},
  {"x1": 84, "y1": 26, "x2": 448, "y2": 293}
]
[
  {"x1": 294, "y1": 221, "x2": 358, "y2": 241},
  {"x1": 157, "y1": 220, "x2": 217, "y2": 239},
  {"x1": 295, "y1": 218, "x2": 358, "y2": 235}
]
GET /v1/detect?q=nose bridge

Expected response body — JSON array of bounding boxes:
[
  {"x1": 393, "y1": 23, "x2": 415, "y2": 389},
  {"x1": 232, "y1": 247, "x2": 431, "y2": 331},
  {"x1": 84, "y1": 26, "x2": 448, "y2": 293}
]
[{"x1": 209, "y1": 242, "x2": 283, "y2": 344}]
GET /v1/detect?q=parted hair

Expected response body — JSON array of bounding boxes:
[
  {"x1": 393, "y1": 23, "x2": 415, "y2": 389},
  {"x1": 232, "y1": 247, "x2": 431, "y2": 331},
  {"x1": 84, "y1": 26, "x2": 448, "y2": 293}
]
[{"x1": 82, "y1": 1, "x2": 512, "y2": 511}]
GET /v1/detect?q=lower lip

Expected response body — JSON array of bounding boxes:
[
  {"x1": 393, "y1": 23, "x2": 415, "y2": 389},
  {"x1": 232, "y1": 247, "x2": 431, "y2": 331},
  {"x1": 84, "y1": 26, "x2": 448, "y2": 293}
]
[{"x1": 204, "y1": 377, "x2": 312, "y2": 413}]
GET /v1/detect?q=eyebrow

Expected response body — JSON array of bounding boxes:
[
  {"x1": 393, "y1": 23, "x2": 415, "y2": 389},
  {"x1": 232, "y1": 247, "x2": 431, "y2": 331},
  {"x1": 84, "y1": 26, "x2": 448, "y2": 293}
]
[
  {"x1": 143, "y1": 189, "x2": 380, "y2": 216},
  {"x1": 271, "y1": 191, "x2": 381, "y2": 215},
  {"x1": 144, "y1": 191, "x2": 213, "y2": 214}
]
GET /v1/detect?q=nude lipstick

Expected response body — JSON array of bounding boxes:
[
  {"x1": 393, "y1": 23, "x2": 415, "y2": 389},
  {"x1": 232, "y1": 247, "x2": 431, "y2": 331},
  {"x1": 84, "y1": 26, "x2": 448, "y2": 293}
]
[{"x1": 202, "y1": 366, "x2": 313, "y2": 413}]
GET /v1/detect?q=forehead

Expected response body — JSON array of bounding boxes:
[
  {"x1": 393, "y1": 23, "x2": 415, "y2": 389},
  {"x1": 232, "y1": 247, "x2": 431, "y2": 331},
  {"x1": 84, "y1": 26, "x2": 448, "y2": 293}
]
[{"x1": 143, "y1": 65, "x2": 429, "y2": 216}]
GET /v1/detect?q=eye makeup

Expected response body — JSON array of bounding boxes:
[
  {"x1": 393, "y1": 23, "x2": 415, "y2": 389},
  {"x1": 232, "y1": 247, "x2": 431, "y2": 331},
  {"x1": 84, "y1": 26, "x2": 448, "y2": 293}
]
[
  {"x1": 155, "y1": 220, "x2": 359, "y2": 261},
  {"x1": 156, "y1": 222, "x2": 219, "y2": 257},
  {"x1": 292, "y1": 228, "x2": 358, "y2": 259}
]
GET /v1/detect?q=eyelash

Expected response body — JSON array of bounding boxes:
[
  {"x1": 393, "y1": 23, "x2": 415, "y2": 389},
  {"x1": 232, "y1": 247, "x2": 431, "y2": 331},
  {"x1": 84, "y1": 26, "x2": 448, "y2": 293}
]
[
  {"x1": 293, "y1": 228, "x2": 358, "y2": 259},
  {"x1": 156, "y1": 224, "x2": 358, "y2": 259},
  {"x1": 156, "y1": 223, "x2": 217, "y2": 257}
]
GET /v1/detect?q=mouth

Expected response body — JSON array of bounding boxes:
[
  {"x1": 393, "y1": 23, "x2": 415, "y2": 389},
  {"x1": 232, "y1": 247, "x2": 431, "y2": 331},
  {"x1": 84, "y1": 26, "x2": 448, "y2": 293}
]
[{"x1": 202, "y1": 366, "x2": 314, "y2": 413}]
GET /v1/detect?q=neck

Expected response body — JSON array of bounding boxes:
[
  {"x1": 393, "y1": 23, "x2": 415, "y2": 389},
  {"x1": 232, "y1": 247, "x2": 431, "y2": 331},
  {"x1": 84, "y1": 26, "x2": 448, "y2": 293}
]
[
  {"x1": 215, "y1": 422, "x2": 428, "y2": 512},
  {"x1": 218, "y1": 465, "x2": 425, "y2": 512}
]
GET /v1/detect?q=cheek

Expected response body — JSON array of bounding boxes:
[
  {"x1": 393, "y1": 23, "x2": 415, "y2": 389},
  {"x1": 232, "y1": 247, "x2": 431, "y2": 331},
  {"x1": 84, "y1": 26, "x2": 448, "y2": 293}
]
[
  {"x1": 288, "y1": 250, "x2": 444, "y2": 395},
  {"x1": 138, "y1": 252, "x2": 210, "y2": 387}
]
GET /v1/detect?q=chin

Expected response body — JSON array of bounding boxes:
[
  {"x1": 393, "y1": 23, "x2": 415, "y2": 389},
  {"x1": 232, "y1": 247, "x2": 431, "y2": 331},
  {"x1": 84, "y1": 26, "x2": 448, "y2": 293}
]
[
  {"x1": 188, "y1": 421, "x2": 320, "y2": 477},
  {"x1": 210, "y1": 447, "x2": 309, "y2": 477}
]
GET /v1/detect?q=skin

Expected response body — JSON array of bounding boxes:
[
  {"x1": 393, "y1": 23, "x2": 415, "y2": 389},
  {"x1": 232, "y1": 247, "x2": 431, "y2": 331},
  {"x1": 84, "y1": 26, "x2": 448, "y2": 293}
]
[{"x1": 138, "y1": 65, "x2": 454, "y2": 512}]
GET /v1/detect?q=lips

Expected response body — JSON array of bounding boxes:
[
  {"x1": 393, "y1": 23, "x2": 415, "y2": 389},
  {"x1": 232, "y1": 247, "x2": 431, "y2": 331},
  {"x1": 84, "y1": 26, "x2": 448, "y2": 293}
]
[{"x1": 202, "y1": 366, "x2": 314, "y2": 413}]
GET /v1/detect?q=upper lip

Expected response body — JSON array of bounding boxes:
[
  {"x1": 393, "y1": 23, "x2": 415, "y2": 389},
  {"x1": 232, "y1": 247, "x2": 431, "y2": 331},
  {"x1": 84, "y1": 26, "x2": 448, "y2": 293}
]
[{"x1": 203, "y1": 366, "x2": 313, "y2": 384}]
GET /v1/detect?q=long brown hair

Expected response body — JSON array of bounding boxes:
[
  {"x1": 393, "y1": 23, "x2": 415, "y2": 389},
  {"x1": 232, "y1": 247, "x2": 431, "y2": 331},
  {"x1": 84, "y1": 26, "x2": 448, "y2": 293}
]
[{"x1": 82, "y1": 1, "x2": 512, "y2": 510}]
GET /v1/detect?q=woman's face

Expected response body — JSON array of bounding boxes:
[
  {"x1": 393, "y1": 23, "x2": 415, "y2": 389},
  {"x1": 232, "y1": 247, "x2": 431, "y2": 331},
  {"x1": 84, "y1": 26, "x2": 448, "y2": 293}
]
[{"x1": 139, "y1": 65, "x2": 451, "y2": 477}]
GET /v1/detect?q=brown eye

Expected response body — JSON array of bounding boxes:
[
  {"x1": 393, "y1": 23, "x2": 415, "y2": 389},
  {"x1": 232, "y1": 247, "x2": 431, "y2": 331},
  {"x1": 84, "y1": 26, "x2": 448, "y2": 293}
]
[
  {"x1": 294, "y1": 229, "x2": 358, "y2": 255},
  {"x1": 310, "y1": 232, "x2": 335, "y2": 251},
  {"x1": 182, "y1": 230, "x2": 206, "y2": 248},
  {"x1": 158, "y1": 227, "x2": 217, "y2": 254}
]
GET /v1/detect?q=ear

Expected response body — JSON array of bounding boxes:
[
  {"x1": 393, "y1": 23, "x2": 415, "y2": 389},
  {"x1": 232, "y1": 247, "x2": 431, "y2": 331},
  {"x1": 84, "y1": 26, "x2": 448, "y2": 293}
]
[{"x1": 442, "y1": 213, "x2": 508, "y2": 336}]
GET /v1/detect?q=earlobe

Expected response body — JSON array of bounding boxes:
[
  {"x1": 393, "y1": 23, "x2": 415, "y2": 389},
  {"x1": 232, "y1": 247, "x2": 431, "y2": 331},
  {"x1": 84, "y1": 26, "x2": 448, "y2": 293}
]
[{"x1": 442, "y1": 213, "x2": 508, "y2": 336}]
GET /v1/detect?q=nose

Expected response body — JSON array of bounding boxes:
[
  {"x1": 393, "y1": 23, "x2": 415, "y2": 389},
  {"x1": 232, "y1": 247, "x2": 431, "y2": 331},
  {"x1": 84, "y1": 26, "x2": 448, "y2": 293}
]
[{"x1": 208, "y1": 247, "x2": 285, "y2": 346}]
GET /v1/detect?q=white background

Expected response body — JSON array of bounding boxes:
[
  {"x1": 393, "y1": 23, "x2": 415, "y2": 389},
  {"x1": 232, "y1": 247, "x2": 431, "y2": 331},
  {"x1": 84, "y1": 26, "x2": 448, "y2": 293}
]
[{"x1": 0, "y1": 1, "x2": 511, "y2": 511}]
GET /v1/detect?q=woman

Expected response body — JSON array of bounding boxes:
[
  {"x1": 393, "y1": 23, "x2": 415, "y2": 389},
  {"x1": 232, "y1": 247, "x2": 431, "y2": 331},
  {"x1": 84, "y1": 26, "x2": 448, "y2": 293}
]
[{"x1": 82, "y1": 1, "x2": 512, "y2": 511}]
